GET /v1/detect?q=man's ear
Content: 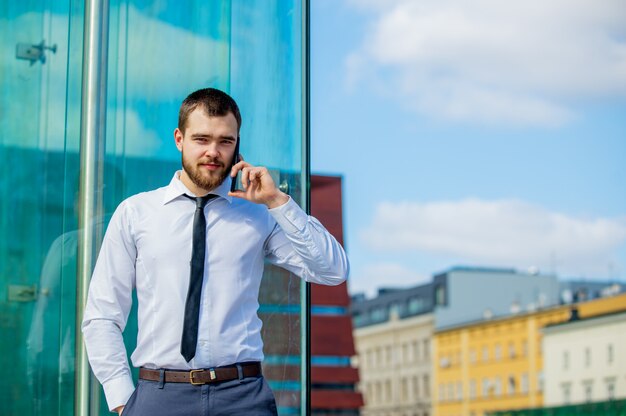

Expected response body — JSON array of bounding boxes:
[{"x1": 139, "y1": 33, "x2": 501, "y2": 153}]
[{"x1": 174, "y1": 128, "x2": 184, "y2": 152}]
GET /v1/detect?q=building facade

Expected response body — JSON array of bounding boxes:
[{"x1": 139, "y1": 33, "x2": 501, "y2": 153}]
[
  {"x1": 1, "y1": 1, "x2": 312, "y2": 415},
  {"x1": 355, "y1": 312, "x2": 434, "y2": 416},
  {"x1": 310, "y1": 175, "x2": 363, "y2": 415},
  {"x1": 433, "y1": 267, "x2": 561, "y2": 330},
  {"x1": 352, "y1": 284, "x2": 435, "y2": 416},
  {"x1": 543, "y1": 310, "x2": 626, "y2": 406},
  {"x1": 433, "y1": 293, "x2": 626, "y2": 416}
]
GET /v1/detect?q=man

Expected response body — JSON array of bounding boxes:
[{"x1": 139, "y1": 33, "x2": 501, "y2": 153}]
[{"x1": 82, "y1": 88, "x2": 348, "y2": 415}]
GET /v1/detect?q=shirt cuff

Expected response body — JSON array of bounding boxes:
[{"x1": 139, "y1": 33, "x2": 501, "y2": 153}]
[
  {"x1": 268, "y1": 196, "x2": 308, "y2": 234},
  {"x1": 102, "y1": 374, "x2": 135, "y2": 412}
]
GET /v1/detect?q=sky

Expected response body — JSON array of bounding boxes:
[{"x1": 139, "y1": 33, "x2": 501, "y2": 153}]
[{"x1": 310, "y1": 0, "x2": 626, "y2": 297}]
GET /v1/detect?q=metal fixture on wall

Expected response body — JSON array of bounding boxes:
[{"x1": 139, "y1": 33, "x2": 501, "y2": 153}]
[{"x1": 15, "y1": 40, "x2": 57, "y2": 65}]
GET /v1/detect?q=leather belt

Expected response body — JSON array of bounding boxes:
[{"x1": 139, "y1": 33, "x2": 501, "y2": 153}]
[{"x1": 139, "y1": 362, "x2": 262, "y2": 385}]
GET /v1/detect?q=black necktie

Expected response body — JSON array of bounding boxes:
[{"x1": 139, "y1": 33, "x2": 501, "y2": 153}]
[{"x1": 181, "y1": 194, "x2": 216, "y2": 362}]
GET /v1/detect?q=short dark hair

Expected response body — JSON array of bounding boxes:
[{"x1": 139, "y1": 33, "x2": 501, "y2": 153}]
[{"x1": 178, "y1": 88, "x2": 242, "y2": 134}]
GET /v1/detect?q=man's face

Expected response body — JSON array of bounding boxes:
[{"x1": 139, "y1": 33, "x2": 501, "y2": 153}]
[{"x1": 174, "y1": 108, "x2": 239, "y2": 194}]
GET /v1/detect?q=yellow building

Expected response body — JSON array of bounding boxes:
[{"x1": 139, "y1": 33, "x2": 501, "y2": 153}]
[{"x1": 433, "y1": 292, "x2": 626, "y2": 416}]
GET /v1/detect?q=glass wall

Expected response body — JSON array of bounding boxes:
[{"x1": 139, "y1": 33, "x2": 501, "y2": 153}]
[{"x1": 0, "y1": 0, "x2": 307, "y2": 414}]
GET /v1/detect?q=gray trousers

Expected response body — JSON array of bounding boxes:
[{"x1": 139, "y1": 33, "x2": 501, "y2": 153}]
[{"x1": 122, "y1": 374, "x2": 278, "y2": 415}]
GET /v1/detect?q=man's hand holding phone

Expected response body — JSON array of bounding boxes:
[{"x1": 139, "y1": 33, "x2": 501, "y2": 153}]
[{"x1": 228, "y1": 159, "x2": 289, "y2": 209}]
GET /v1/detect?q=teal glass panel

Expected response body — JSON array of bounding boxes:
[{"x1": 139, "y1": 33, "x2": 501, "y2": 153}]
[
  {"x1": 104, "y1": 1, "x2": 306, "y2": 414},
  {"x1": 231, "y1": 1, "x2": 303, "y2": 173},
  {"x1": 0, "y1": 1, "x2": 84, "y2": 415},
  {"x1": 1, "y1": 0, "x2": 306, "y2": 414},
  {"x1": 231, "y1": 2, "x2": 305, "y2": 413}
]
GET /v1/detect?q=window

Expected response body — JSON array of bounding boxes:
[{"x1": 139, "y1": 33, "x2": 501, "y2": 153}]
[
  {"x1": 494, "y1": 377, "x2": 502, "y2": 397},
  {"x1": 522, "y1": 340, "x2": 528, "y2": 357},
  {"x1": 457, "y1": 382, "x2": 463, "y2": 401},
  {"x1": 436, "y1": 285, "x2": 446, "y2": 305},
  {"x1": 386, "y1": 345, "x2": 393, "y2": 364},
  {"x1": 509, "y1": 342, "x2": 516, "y2": 359},
  {"x1": 482, "y1": 346, "x2": 489, "y2": 362},
  {"x1": 469, "y1": 380, "x2": 477, "y2": 399},
  {"x1": 521, "y1": 373, "x2": 529, "y2": 394},
  {"x1": 448, "y1": 382, "x2": 454, "y2": 402},
  {"x1": 537, "y1": 372, "x2": 544, "y2": 392},
  {"x1": 508, "y1": 375, "x2": 516, "y2": 395},
  {"x1": 414, "y1": 340, "x2": 420, "y2": 362},
  {"x1": 408, "y1": 297, "x2": 425, "y2": 314},
  {"x1": 424, "y1": 339, "x2": 430, "y2": 359},
  {"x1": 469, "y1": 348, "x2": 477, "y2": 364},
  {"x1": 608, "y1": 344, "x2": 614, "y2": 364},
  {"x1": 584, "y1": 381, "x2": 593, "y2": 402},
  {"x1": 563, "y1": 350, "x2": 569, "y2": 370},
  {"x1": 482, "y1": 378, "x2": 490, "y2": 398},
  {"x1": 401, "y1": 378, "x2": 408, "y2": 402},
  {"x1": 607, "y1": 379, "x2": 616, "y2": 400},
  {"x1": 391, "y1": 301, "x2": 404, "y2": 318},
  {"x1": 385, "y1": 380, "x2": 392, "y2": 403},
  {"x1": 413, "y1": 375, "x2": 420, "y2": 397},
  {"x1": 424, "y1": 375, "x2": 430, "y2": 396},
  {"x1": 439, "y1": 384, "x2": 446, "y2": 403},
  {"x1": 370, "y1": 306, "x2": 386, "y2": 323},
  {"x1": 585, "y1": 347, "x2": 591, "y2": 367},
  {"x1": 495, "y1": 344, "x2": 502, "y2": 361},
  {"x1": 562, "y1": 383, "x2": 571, "y2": 404}
]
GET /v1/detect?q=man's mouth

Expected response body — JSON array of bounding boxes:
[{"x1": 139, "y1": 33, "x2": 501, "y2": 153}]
[{"x1": 199, "y1": 161, "x2": 223, "y2": 171}]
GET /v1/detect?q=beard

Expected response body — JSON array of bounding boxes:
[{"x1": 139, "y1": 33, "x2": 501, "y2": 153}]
[{"x1": 181, "y1": 152, "x2": 230, "y2": 192}]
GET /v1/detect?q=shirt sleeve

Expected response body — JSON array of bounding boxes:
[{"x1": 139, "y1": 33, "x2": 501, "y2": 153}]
[
  {"x1": 264, "y1": 196, "x2": 349, "y2": 285},
  {"x1": 81, "y1": 201, "x2": 137, "y2": 411}
]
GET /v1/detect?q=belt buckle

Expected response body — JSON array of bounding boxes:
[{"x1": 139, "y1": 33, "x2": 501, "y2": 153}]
[
  {"x1": 189, "y1": 368, "x2": 217, "y2": 385},
  {"x1": 189, "y1": 369, "x2": 204, "y2": 385}
]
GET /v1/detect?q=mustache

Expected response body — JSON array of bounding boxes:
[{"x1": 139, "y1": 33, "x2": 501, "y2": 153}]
[{"x1": 198, "y1": 158, "x2": 224, "y2": 167}]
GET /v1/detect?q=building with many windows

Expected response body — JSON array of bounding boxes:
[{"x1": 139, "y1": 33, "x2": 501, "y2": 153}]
[
  {"x1": 351, "y1": 282, "x2": 436, "y2": 416},
  {"x1": 543, "y1": 310, "x2": 626, "y2": 406},
  {"x1": 355, "y1": 311, "x2": 433, "y2": 416},
  {"x1": 433, "y1": 292, "x2": 626, "y2": 416}
]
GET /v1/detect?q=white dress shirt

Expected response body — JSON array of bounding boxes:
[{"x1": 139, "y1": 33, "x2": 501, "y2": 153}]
[{"x1": 82, "y1": 171, "x2": 348, "y2": 410}]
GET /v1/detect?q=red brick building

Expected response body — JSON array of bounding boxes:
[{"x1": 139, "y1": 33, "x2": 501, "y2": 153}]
[
  {"x1": 310, "y1": 175, "x2": 363, "y2": 415},
  {"x1": 259, "y1": 174, "x2": 362, "y2": 415}
]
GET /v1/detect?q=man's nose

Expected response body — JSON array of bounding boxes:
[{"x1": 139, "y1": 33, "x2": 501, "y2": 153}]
[{"x1": 203, "y1": 142, "x2": 219, "y2": 157}]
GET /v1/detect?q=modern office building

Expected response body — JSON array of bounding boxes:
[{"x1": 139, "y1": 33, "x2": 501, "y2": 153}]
[
  {"x1": 542, "y1": 310, "x2": 626, "y2": 406},
  {"x1": 432, "y1": 267, "x2": 561, "y2": 329},
  {"x1": 433, "y1": 292, "x2": 626, "y2": 416},
  {"x1": 310, "y1": 175, "x2": 363, "y2": 415},
  {"x1": 1, "y1": 1, "x2": 314, "y2": 415}
]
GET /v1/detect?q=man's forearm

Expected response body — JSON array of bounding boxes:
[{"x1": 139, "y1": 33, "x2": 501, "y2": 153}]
[
  {"x1": 268, "y1": 198, "x2": 349, "y2": 285},
  {"x1": 82, "y1": 319, "x2": 135, "y2": 411}
]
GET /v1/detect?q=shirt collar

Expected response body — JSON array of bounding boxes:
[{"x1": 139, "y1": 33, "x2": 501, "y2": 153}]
[{"x1": 162, "y1": 170, "x2": 233, "y2": 205}]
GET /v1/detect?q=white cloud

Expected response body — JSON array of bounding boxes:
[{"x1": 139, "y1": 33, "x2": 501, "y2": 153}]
[
  {"x1": 346, "y1": 0, "x2": 626, "y2": 126},
  {"x1": 361, "y1": 199, "x2": 626, "y2": 278},
  {"x1": 349, "y1": 262, "x2": 430, "y2": 297}
]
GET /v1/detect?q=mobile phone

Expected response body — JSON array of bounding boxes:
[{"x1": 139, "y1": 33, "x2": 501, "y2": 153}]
[{"x1": 230, "y1": 136, "x2": 241, "y2": 192}]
